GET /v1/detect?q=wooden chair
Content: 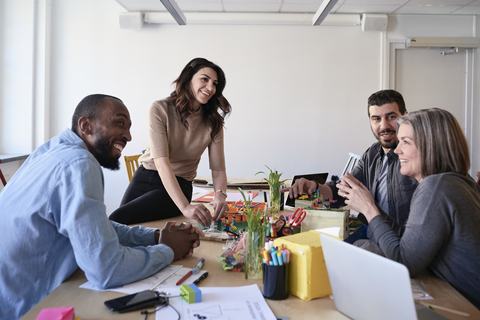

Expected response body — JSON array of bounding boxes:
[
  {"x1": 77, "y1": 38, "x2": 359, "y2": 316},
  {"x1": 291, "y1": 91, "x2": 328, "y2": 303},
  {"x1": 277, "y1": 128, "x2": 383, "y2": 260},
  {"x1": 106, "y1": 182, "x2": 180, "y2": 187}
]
[
  {"x1": 341, "y1": 152, "x2": 362, "y2": 177},
  {"x1": 124, "y1": 154, "x2": 141, "y2": 183}
]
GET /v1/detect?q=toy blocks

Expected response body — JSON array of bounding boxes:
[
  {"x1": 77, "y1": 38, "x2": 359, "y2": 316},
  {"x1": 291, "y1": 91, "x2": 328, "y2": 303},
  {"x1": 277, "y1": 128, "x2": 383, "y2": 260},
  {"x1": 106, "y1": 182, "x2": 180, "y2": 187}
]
[{"x1": 180, "y1": 284, "x2": 202, "y2": 304}]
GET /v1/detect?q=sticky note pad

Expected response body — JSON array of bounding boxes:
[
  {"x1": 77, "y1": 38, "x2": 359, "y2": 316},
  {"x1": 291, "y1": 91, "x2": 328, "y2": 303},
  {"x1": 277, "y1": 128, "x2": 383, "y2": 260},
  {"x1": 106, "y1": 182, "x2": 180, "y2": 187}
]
[
  {"x1": 180, "y1": 283, "x2": 202, "y2": 304},
  {"x1": 274, "y1": 230, "x2": 340, "y2": 301},
  {"x1": 35, "y1": 307, "x2": 74, "y2": 320}
]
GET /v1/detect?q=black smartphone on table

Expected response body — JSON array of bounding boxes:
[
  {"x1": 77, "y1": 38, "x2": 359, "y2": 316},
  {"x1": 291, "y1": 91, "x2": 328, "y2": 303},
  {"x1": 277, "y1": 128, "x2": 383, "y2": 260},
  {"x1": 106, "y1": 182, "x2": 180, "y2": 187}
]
[{"x1": 104, "y1": 290, "x2": 167, "y2": 313}]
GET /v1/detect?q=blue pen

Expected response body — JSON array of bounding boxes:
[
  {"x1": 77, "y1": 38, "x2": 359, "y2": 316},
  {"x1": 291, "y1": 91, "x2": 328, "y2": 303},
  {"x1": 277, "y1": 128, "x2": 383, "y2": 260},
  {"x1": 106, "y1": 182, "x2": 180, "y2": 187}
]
[
  {"x1": 192, "y1": 258, "x2": 205, "y2": 275},
  {"x1": 271, "y1": 250, "x2": 279, "y2": 266},
  {"x1": 277, "y1": 252, "x2": 283, "y2": 265}
]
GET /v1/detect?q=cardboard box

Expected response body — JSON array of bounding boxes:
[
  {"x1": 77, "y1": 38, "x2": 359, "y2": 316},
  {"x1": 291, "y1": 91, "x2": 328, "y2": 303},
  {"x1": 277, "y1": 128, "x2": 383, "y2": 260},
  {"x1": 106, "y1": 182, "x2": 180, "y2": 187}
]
[
  {"x1": 274, "y1": 230, "x2": 337, "y2": 300},
  {"x1": 301, "y1": 209, "x2": 350, "y2": 239}
]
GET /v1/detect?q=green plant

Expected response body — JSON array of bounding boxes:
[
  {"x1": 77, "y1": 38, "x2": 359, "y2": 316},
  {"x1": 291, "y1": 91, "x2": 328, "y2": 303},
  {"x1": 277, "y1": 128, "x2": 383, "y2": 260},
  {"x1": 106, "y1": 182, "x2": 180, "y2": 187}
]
[
  {"x1": 239, "y1": 188, "x2": 268, "y2": 234},
  {"x1": 255, "y1": 165, "x2": 290, "y2": 189},
  {"x1": 239, "y1": 188, "x2": 268, "y2": 279},
  {"x1": 256, "y1": 165, "x2": 290, "y2": 215}
]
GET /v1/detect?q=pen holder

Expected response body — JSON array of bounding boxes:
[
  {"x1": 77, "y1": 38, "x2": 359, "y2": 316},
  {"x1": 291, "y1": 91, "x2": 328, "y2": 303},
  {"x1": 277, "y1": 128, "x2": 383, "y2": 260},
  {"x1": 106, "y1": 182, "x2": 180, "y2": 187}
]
[{"x1": 262, "y1": 263, "x2": 289, "y2": 300}]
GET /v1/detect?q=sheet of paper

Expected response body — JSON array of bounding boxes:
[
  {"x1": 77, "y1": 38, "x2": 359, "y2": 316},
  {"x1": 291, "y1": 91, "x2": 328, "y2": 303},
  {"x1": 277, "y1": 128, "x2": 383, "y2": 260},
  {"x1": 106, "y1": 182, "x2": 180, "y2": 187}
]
[
  {"x1": 193, "y1": 186, "x2": 210, "y2": 194},
  {"x1": 316, "y1": 227, "x2": 341, "y2": 238},
  {"x1": 193, "y1": 191, "x2": 258, "y2": 203},
  {"x1": 155, "y1": 285, "x2": 276, "y2": 320},
  {"x1": 79, "y1": 265, "x2": 206, "y2": 295}
]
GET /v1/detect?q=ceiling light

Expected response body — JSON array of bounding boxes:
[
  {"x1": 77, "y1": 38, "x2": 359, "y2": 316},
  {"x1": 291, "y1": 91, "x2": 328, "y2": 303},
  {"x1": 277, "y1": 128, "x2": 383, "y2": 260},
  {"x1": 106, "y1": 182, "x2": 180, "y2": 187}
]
[
  {"x1": 159, "y1": 0, "x2": 186, "y2": 25},
  {"x1": 313, "y1": 0, "x2": 339, "y2": 26}
]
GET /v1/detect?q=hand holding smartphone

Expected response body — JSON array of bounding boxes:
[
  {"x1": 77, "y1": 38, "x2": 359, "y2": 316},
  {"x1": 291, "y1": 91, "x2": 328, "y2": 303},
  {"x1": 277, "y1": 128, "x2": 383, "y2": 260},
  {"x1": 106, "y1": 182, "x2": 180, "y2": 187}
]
[{"x1": 104, "y1": 290, "x2": 167, "y2": 313}]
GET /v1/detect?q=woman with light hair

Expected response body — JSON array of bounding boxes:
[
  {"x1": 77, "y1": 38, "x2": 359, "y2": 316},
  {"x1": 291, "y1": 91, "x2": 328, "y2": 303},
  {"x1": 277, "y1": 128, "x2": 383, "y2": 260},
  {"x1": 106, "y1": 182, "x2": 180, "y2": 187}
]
[{"x1": 338, "y1": 108, "x2": 480, "y2": 309}]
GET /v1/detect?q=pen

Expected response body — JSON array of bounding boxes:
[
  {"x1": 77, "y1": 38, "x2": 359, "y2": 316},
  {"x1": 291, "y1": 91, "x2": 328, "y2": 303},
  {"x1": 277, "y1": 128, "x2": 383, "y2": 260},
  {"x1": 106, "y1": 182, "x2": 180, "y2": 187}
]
[
  {"x1": 176, "y1": 258, "x2": 205, "y2": 285},
  {"x1": 193, "y1": 272, "x2": 208, "y2": 285},
  {"x1": 423, "y1": 304, "x2": 470, "y2": 317}
]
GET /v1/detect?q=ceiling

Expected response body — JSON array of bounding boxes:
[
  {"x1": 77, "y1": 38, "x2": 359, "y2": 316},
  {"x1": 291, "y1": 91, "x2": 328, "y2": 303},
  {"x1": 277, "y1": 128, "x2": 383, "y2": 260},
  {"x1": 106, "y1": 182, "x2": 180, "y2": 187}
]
[{"x1": 115, "y1": 0, "x2": 480, "y2": 15}]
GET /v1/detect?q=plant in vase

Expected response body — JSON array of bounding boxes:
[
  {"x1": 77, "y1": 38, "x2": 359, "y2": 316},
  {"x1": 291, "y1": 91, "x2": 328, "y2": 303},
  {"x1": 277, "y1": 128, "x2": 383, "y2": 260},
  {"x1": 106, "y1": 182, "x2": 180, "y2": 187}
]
[
  {"x1": 255, "y1": 165, "x2": 290, "y2": 216},
  {"x1": 239, "y1": 188, "x2": 269, "y2": 280}
]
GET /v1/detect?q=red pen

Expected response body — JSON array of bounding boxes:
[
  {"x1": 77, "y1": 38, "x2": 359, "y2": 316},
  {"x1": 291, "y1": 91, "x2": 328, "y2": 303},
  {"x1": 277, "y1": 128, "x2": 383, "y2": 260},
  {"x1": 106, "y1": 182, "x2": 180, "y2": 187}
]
[
  {"x1": 176, "y1": 258, "x2": 205, "y2": 285},
  {"x1": 176, "y1": 270, "x2": 192, "y2": 286}
]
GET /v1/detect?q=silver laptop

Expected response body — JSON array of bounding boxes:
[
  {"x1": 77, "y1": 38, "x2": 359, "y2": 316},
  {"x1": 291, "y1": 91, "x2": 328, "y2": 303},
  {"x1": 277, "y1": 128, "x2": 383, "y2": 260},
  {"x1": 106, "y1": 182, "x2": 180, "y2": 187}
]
[{"x1": 320, "y1": 234, "x2": 450, "y2": 320}]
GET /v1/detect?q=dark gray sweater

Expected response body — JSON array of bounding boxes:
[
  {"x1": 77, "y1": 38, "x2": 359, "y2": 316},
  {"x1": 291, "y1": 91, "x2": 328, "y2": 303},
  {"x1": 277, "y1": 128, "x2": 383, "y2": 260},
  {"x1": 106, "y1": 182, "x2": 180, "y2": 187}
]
[{"x1": 368, "y1": 172, "x2": 480, "y2": 309}]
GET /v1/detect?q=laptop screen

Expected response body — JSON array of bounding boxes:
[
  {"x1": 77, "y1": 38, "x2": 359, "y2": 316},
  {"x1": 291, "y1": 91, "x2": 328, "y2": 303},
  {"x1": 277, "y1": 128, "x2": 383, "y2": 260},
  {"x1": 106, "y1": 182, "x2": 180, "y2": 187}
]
[{"x1": 320, "y1": 234, "x2": 450, "y2": 320}]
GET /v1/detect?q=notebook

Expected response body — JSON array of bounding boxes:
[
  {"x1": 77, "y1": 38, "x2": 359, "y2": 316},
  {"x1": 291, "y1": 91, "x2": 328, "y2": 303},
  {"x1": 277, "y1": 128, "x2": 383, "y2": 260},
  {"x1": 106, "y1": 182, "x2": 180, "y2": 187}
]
[{"x1": 319, "y1": 234, "x2": 451, "y2": 320}]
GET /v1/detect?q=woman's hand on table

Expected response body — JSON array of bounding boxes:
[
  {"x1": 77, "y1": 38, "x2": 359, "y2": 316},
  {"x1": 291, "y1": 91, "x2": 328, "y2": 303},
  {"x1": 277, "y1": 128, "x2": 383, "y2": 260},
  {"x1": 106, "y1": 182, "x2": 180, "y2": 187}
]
[
  {"x1": 336, "y1": 171, "x2": 379, "y2": 222},
  {"x1": 212, "y1": 197, "x2": 229, "y2": 222},
  {"x1": 182, "y1": 203, "x2": 213, "y2": 228}
]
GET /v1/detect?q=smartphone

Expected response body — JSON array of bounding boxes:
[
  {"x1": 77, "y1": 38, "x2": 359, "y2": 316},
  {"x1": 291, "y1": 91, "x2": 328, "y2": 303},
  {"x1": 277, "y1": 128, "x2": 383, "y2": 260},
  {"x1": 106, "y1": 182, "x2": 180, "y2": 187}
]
[{"x1": 104, "y1": 290, "x2": 166, "y2": 313}]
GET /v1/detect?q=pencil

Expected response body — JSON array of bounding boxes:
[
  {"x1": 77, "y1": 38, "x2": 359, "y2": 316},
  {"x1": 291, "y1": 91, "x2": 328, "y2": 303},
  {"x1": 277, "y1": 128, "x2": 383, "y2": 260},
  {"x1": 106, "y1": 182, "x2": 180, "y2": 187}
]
[{"x1": 424, "y1": 304, "x2": 470, "y2": 317}]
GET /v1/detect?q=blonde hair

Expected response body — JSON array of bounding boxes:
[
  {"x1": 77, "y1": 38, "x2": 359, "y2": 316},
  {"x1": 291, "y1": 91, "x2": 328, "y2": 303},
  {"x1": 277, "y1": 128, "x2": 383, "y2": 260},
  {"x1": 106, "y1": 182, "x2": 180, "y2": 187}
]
[{"x1": 397, "y1": 108, "x2": 469, "y2": 178}]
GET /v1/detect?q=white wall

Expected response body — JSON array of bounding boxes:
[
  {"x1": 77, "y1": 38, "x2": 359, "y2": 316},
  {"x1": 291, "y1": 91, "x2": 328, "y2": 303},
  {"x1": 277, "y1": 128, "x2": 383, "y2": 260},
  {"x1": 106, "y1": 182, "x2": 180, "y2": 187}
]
[
  {"x1": 1, "y1": 0, "x2": 479, "y2": 213},
  {"x1": 49, "y1": 0, "x2": 383, "y2": 214},
  {"x1": 0, "y1": 0, "x2": 34, "y2": 153}
]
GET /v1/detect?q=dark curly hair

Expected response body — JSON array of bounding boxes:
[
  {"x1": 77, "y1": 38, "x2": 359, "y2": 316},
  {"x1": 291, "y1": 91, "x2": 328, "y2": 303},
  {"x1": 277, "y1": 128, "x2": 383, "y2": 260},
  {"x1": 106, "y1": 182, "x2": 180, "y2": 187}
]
[
  {"x1": 169, "y1": 58, "x2": 231, "y2": 140},
  {"x1": 367, "y1": 89, "x2": 406, "y2": 117}
]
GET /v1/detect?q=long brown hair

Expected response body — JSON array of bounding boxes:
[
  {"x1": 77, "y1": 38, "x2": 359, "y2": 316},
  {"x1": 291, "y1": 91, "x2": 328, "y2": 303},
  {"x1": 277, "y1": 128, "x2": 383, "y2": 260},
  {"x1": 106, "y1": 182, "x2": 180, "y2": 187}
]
[
  {"x1": 397, "y1": 108, "x2": 469, "y2": 179},
  {"x1": 169, "y1": 58, "x2": 231, "y2": 140}
]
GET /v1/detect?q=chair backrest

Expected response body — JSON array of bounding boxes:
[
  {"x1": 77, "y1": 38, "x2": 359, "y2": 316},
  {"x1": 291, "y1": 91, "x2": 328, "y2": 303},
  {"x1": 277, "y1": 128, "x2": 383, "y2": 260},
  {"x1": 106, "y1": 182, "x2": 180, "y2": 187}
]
[
  {"x1": 124, "y1": 154, "x2": 141, "y2": 182},
  {"x1": 341, "y1": 152, "x2": 361, "y2": 177}
]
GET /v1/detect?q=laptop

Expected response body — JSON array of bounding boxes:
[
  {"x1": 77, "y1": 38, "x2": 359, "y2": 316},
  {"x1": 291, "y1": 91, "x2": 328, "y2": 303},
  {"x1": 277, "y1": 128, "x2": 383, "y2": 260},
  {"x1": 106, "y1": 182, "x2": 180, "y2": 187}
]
[
  {"x1": 319, "y1": 234, "x2": 451, "y2": 320},
  {"x1": 284, "y1": 173, "x2": 328, "y2": 207}
]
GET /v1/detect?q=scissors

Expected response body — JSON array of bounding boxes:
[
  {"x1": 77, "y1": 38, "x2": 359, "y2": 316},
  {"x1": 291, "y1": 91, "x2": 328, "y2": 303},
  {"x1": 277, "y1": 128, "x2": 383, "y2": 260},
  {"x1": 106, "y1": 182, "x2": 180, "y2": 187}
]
[
  {"x1": 290, "y1": 208, "x2": 306, "y2": 229},
  {"x1": 274, "y1": 219, "x2": 286, "y2": 232}
]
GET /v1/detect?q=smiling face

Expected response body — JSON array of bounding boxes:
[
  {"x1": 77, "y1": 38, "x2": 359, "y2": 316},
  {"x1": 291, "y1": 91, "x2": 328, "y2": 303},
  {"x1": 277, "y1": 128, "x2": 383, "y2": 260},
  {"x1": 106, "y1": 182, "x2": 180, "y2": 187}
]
[
  {"x1": 394, "y1": 123, "x2": 422, "y2": 182},
  {"x1": 190, "y1": 67, "x2": 218, "y2": 110},
  {"x1": 88, "y1": 98, "x2": 132, "y2": 170},
  {"x1": 369, "y1": 102, "x2": 402, "y2": 151}
]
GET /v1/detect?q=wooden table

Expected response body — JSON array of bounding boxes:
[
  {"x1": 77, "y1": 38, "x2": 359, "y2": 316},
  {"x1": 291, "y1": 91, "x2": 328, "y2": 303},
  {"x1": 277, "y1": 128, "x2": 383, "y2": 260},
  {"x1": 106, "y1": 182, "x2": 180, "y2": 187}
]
[{"x1": 21, "y1": 215, "x2": 480, "y2": 320}]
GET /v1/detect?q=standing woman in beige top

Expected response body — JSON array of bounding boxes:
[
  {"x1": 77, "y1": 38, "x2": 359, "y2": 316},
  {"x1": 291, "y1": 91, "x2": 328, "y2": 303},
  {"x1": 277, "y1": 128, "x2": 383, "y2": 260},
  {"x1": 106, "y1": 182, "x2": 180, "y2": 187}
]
[{"x1": 109, "y1": 58, "x2": 231, "y2": 226}]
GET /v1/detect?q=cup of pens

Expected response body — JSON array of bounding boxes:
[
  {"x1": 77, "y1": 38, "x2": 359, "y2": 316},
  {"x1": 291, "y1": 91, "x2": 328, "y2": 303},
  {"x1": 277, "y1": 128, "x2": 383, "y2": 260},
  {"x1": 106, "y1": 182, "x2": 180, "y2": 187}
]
[{"x1": 261, "y1": 242, "x2": 289, "y2": 300}]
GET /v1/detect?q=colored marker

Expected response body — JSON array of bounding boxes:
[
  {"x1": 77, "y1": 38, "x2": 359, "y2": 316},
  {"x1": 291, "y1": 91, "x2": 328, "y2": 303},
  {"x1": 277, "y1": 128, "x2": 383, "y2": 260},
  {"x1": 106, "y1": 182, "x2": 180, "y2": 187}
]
[{"x1": 176, "y1": 258, "x2": 205, "y2": 285}]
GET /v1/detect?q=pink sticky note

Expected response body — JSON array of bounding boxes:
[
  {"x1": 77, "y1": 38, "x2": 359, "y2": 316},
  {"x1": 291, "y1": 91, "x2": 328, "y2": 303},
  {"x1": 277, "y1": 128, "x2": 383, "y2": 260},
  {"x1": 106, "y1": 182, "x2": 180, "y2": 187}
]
[{"x1": 35, "y1": 307, "x2": 74, "y2": 320}]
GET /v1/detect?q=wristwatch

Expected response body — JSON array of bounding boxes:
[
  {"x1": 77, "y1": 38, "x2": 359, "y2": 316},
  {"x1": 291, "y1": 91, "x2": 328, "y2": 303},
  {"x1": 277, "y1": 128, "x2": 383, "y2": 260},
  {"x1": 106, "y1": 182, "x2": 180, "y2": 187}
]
[{"x1": 216, "y1": 189, "x2": 227, "y2": 198}]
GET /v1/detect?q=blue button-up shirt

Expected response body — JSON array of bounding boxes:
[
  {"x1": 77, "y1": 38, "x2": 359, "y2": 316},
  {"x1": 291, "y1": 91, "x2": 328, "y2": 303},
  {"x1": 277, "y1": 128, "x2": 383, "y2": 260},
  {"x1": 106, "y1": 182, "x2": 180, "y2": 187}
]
[{"x1": 0, "y1": 129, "x2": 174, "y2": 320}]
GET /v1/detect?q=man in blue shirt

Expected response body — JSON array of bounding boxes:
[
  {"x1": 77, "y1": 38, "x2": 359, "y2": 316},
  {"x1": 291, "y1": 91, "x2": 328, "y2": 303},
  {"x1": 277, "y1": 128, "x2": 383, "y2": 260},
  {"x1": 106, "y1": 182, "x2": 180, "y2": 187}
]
[
  {"x1": 0, "y1": 94, "x2": 202, "y2": 319},
  {"x1": 283, "y1": 90, "x2": 417, "y2": 226}
]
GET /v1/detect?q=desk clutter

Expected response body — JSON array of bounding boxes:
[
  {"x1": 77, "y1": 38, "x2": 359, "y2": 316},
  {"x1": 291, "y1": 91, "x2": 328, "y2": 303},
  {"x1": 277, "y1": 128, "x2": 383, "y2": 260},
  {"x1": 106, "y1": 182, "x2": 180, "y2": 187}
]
[
  {"x1": 197, "y1": 187, "x2": 357, "y2": 303},
  {"x1": 262, "y1": 241, "x2": 290, "y2": 300}
]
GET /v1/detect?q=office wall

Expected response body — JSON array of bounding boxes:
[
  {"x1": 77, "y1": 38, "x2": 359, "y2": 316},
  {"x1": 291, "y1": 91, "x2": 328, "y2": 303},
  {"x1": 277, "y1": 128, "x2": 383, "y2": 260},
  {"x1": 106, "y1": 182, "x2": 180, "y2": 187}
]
[
  {"x1": 49, "y1": 0, "x2": 382, "y2": 213},
  {"x1": 0, "y1": 0, "x2": 34, "y2": 153},
  {"x1": 1, "y1": 0, "x2": 478, "y2": 213}
]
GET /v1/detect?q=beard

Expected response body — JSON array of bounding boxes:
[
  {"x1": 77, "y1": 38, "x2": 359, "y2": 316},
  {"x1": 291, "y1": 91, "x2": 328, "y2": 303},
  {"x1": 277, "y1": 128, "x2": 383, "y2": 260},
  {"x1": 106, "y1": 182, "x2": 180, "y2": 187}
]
[
  {"x1": 373, "y1": 129, "x2": 398, "y2": 149},
  {"x1": 92, "y1": 130, "x2": 120, "y2": 170}
]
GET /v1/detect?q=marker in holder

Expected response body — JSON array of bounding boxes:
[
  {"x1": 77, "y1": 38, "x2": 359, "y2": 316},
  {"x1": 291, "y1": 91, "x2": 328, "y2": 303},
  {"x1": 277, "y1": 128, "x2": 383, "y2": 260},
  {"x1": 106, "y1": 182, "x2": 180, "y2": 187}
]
[{"x1": 262, "y1": 263, "x2": 289, "y2": 300}]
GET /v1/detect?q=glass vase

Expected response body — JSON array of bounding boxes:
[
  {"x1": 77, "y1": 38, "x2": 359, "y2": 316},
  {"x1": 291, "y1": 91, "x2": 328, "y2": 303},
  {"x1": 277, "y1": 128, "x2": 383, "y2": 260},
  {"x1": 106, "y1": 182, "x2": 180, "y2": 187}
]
[
  {"x1": 270, "y1": 184, "x2": 281, "y2": 216},
  {"x1": 245, "y1": 230, "x2": 266, "y2": 279}
]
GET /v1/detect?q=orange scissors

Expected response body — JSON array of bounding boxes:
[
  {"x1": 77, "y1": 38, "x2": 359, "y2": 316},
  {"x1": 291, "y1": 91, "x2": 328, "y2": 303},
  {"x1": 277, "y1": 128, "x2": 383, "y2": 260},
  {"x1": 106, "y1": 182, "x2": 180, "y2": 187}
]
[{"x1": 290, "y1": 208, "x2": 306, "y2": 229}]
